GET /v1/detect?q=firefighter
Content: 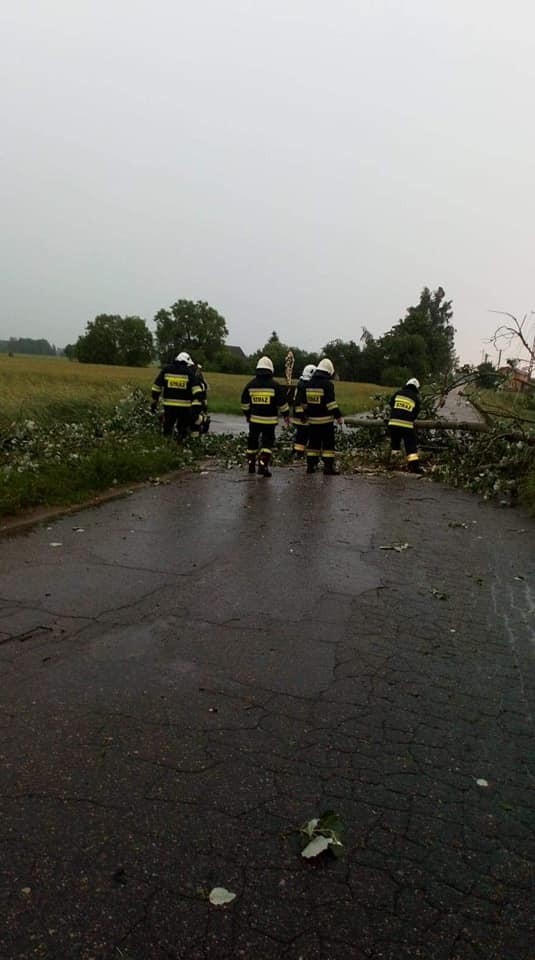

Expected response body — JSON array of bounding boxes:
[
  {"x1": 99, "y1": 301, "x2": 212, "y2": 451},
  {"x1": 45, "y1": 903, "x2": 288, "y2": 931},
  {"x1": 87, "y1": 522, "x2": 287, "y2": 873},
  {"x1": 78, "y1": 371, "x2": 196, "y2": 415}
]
[
  {"x1": 151, "y1": 352, "x2": 205, "y2": 440},
  {"x1": 291, "y1": 364, "x2": 316, "y2": 458},
  {"x1": 240, "y1": 356, "x2": 290, "y2": 477},
  {"x1": 190, "y1": 364, "x2": 210, "y2": 435},
  {"x1": 387, "y1": 377, "x2": 423, "y2": 473},
  {"x1": 305, "y1": 358, "x2": 343, "y2": 474}
]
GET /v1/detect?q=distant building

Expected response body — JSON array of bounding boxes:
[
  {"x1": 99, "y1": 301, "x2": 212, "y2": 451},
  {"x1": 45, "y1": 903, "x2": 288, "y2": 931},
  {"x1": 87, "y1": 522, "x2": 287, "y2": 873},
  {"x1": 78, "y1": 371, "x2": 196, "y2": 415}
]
[
  {"x1": 226, "y1": 345, "x2": 248, "y2": 361},
  {"x1": 498, "y1": 366, "x2": 535, "y2": 393}
]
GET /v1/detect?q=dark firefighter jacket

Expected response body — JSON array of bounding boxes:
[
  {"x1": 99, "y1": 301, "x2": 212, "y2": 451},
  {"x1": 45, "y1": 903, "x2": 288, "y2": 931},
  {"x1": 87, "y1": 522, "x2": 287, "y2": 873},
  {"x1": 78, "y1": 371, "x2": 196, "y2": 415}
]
[
  {"x1": 290, "y1": 379, "x2": 308, "y2": 425},
  {"x1": 241, "y1": 374, "x2": 290, "y2": 425},
  {"x1": 388, "y1": 386, "x2": 421, "y2": 429},
  {"x1": 303, "y1": 370, "x2": 341, "y2": 424},
  {"x1": 152, "y1": 361, "x2": 206, "y2": 413}
]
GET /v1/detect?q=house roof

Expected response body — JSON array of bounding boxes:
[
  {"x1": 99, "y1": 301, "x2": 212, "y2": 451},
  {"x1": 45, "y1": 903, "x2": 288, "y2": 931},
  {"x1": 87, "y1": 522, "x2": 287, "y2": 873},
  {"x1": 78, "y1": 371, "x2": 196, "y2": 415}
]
[{"x1": 226, "y1": 345, "x2": 247, "y2": 360}]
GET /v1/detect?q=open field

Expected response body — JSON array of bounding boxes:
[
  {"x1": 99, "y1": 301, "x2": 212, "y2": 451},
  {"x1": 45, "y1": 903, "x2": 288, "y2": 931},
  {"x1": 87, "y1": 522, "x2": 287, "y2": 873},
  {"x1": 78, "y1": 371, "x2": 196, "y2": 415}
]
[{"x1": 0, "y1": 355, "x2": 390, "y2": 427}]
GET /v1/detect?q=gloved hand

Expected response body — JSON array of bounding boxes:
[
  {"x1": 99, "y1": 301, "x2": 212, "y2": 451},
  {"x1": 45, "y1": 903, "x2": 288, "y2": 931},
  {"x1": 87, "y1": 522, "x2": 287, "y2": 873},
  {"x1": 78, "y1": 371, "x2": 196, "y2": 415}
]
[
  {"x1": 150, "y1": 402, "x2": 158, "y2": 414},
  {"x1": 336, "y1": 417, "x2": 344, "y2": 426}
]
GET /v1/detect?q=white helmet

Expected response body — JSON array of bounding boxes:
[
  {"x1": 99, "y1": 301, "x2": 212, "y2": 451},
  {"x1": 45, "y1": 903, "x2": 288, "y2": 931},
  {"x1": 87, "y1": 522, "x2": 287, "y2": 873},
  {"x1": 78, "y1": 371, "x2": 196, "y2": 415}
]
[
  {"x1": 317, "y1": 358, "x2": 334, "y2": 376},
  {"x1": 256, "y1": 356, "x2": 274, "y2": 374},
  {"x1": 300, "y1": 364, "x2": 316, "y2": 381},
  {"x1": 406, "y1": 377, "x2": 420, "y2": 390},
  {"x1": 175, "y1": 352, "x2": 194, "y2": 365}
]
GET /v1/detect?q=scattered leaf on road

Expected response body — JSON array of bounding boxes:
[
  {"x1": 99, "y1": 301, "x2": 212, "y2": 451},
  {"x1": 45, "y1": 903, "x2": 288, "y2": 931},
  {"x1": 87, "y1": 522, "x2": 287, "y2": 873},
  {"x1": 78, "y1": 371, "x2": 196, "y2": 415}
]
[
  {"x1": 476, "y1": 778, "x2": 489, "y2": 788},
  {"x1": 301, "y1": 835, "x2": 331, "y2": 859},
  {"x1": 380, "y1": 542, "x2": 411, "y2": 552},
  {"x1": 209, "y1": 887, "x2": 236, "y2": 906},
  {"x1": 49, "y1": 542, "x2": 62, "y2": 548},
  {"x1": 431, "y1": 588, "x2": 449, "y2": 601}
]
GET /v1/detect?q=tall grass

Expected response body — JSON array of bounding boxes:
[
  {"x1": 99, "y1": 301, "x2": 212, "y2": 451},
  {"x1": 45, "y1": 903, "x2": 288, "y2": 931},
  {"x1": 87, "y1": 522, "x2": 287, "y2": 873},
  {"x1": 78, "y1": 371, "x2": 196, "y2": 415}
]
[{"x1": 0, "y1": 355, "x2": 391, "y2": 425}]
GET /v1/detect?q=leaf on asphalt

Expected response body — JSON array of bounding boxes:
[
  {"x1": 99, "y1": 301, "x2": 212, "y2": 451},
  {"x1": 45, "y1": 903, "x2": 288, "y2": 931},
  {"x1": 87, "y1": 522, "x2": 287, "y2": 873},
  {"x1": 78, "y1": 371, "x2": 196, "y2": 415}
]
[
  {"x1": 301, "y1": 835, "x2": 332, "y2": 858},
  {"x1": 476, "y1": 778, "x2": 489, "y2": 788},
  {"x1": 299, "y1": 809, "x2": 344, "y2": 859},
  {"x1": 379, "y1": 542, "x2": 411, "y2": 552},
  {"x1": 49, "y1": 542, "x2": 63, "y2": 548},
  {"x1": 514, "y1": 575, "x2": 525, "y2": 581},
  {"x1": 431, "y1": 588, "x2": 449, "y2": 600},
  {"x1": 209, "y1": 887, "x2": 236, "y2": 906},
  {"x1": 448, "y1": 521, "x2": 468, "y2": 528},
  {"x1": 303, "y1": 817, "x2": 320, "y2": 838}
]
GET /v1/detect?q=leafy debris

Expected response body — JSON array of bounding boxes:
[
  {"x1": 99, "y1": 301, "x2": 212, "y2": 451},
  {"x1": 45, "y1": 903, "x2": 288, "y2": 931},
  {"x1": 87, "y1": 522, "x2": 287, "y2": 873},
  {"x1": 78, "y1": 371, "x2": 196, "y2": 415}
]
[{"x1": 299, "y1": 810, "x2": 344, "y2": 859}]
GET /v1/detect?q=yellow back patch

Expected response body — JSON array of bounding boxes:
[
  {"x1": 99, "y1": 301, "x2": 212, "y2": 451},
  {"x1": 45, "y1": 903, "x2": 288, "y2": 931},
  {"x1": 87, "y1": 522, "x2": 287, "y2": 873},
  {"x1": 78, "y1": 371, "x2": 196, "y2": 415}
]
[
  {"x1": 250, "y1": 391, "x2": 273, "y2": 405},
  {"x1": 165, "y1": 375, "x2": 188, "y2": 390},
  {"x1": 394, "y1": 396, "x2": 415, "y2": 412}
]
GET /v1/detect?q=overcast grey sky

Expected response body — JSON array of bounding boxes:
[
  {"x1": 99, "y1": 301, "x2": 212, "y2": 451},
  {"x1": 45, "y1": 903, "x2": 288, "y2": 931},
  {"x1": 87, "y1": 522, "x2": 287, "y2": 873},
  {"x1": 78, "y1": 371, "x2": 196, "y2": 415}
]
[{"x1": 1, "y1": 0, "x2": 534, "y2": 363}]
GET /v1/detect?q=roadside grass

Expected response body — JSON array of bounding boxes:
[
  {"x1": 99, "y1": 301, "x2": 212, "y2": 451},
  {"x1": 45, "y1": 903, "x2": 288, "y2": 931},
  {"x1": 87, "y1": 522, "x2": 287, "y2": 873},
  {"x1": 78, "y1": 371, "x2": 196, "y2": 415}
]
[
  {"x1": 469, "y1": 388, "x2": 535, "y2": 424},
  {"x1": 0, "y1": 355, "x2": 390, "y2": 426}
]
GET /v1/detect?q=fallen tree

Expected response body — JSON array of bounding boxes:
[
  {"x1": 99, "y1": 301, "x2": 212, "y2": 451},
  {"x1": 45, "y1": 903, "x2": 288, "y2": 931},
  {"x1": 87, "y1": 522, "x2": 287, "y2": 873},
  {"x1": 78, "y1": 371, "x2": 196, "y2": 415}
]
[{"x1": 344, "y1": 418, "x2": 535, "y2": 444}]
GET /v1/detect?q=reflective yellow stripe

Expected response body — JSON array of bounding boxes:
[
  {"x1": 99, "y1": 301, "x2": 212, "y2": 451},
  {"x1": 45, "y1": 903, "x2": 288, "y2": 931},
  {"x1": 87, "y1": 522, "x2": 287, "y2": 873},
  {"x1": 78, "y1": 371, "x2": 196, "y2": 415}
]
[
  {"x1": 407, "y1": 453, "x2": 420, "y2": 462},
  {"x1": 294, "y1": 443, "x2": 305, "y2": 452},
  {"x1": 191, "y1": 385, "x2": 204, "y2": 395},
  {"x1": 308, "y1": 416, "x2": 334, "y2": 424},
  {"x1": 250, "y1": 415, "x2": 278, "y2": 424},
  {"x1": 307, "y1": 449, "x2": 320, "y2": 456},
  {"x1": 162, "y1": 399, "x2": 191, "y2": 407},
  {"x1": 279, "y1": 403, "x2": 290, "y2": 413},
  {"x1": 322, "y1": 451, "x2": 335, "y2": 458},
  {"x1": 260, "y1": 447, "x2": 272, "y2": 453},
  {"x1": 241, "y1": 403, "x2": 250, "y2": 411},
  {"x1": 326, "y1": 401, "x2": 338, "y2": 410},
  {"x1": 388, "y1": 419, "x2": 414, "y2": 429},
  {"x1": 152, "y1": 385, "x2": 162, "y2": 393},
  {"x1": 246, "y1": 448, "x2": 259, "y2": 454}
]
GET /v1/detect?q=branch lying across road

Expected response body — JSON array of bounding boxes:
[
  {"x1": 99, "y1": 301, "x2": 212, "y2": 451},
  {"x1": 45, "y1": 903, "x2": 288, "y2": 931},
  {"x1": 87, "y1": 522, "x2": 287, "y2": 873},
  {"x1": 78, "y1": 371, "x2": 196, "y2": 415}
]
[{"x1": 344, "y1": 418, "x2": 535, "y2": 444}]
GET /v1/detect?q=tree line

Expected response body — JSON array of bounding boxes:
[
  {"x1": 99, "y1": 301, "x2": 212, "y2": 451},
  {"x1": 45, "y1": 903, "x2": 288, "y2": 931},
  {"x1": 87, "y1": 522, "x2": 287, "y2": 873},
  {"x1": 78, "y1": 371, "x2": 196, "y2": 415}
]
[
  {"x1": 14, "y1": 286, "x2": 458, "y2": 383},
  {"x1": 0, "y1": 337, "x2": 59, "y2": 356}
]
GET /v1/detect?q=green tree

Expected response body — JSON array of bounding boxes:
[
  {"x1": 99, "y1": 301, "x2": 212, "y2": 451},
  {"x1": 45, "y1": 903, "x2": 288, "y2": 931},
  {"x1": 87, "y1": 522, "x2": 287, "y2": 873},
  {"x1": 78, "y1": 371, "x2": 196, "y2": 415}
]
[
  {"x1": 322, "y1": 339, "x2": 363, "y2": 381},
  {"x1": 153, "y1": 300, "x2": 228, "y2": 364},
  {"x1": 76, "y1": 315, "x2": 120, "y2": 364},
  {"x1": 382, "y1": 287, "x2": 456, "y2": 378},
  {"x1": 75, "y1": 315, "x2": 153, "y2": 366},
  {"x1": 476, "y1": 361, "x2": 501, "y2": 389},
  {"x1": 250, "y1": 335, "x2": 318, "y2": 378},
  {"x1": 116, "y1": 316, "x2": 153, "y2": 366},
  {"x1": 379, "y1": 331, "x2": 428, "y2": 380}
]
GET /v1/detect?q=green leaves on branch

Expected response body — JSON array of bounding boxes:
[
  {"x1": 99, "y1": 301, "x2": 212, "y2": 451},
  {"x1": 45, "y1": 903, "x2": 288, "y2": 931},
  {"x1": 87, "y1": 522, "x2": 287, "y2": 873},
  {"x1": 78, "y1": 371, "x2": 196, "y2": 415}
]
[{"x1": 299, "y1": 810, "x2": 345, "y2": 859}]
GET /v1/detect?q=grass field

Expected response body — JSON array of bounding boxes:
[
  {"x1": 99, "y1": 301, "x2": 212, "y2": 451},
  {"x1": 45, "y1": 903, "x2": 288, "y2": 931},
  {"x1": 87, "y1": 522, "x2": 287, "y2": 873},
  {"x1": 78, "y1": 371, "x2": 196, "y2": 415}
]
[{"x1": 0, "y1": 355, "x2": 391, "y2": 427}]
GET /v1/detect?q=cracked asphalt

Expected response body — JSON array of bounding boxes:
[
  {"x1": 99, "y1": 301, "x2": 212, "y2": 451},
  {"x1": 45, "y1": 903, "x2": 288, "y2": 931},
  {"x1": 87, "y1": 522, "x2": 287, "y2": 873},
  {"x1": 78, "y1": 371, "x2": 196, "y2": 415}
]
[{"x1": 0, "y1": 465, "x2": 534, "y2": 960}]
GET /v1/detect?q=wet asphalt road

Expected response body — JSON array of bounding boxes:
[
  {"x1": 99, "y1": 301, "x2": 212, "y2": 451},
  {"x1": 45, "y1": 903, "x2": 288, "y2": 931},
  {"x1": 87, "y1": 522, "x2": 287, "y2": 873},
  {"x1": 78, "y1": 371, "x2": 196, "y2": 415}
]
[{"x1": 1, "y1": 465, "x2": 534, "y2": 960}]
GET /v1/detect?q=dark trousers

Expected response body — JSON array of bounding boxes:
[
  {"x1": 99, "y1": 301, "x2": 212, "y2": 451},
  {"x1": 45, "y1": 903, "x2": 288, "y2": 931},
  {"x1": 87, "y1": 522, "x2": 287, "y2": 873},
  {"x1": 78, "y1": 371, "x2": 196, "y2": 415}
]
[
  {"x1": 247, "y1": 423, "x2": 276, "y2": 461},
  {"x1": 388, "y1": 426, "x2": 419, "y2": 462},
  {"x1": 163, "y1": 407, "x2": 190, "y2": 440},
  {"x1": 307, "y1": 422, "x2": 335, "y2": 462},
  {"x1": 294, "y1": 423, "x2": 308, "y2": 454}
]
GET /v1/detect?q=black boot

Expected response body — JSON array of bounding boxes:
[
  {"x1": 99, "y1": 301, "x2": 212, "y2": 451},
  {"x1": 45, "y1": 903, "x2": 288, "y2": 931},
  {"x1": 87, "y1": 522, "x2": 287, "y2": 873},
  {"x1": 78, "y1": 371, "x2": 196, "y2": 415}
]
[
  {"x1": 247, "y1": 456, "x2": 256, "y2": 474},
  {"x1": 258, "y1": 453, "x2": 272, "y2": 478},
  {"x1": 323, "y1": 460, "x2": 340, "y2": 475},
  {"x1": 306, "y1": 457, "x2": 318, "y2": 474},
  {"x1": 408, "y1": 461, "x2": 424, "y2": 475}
]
